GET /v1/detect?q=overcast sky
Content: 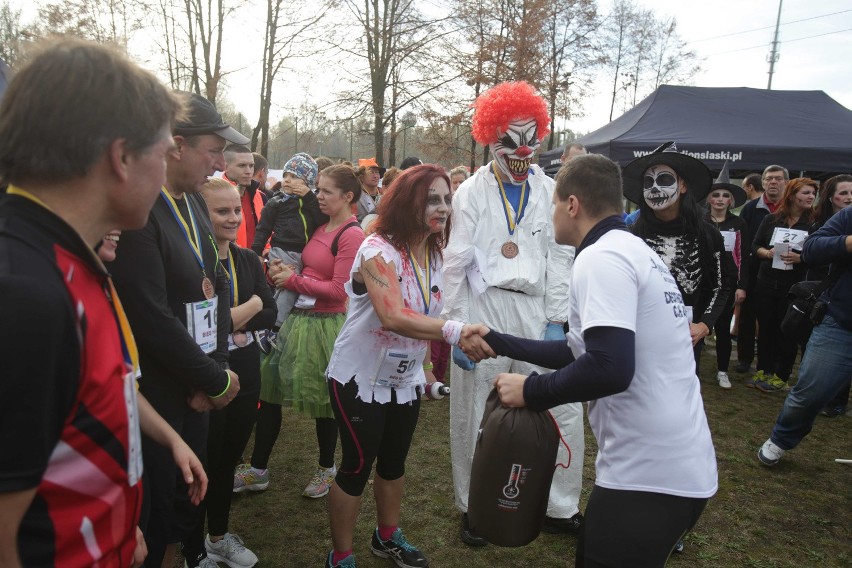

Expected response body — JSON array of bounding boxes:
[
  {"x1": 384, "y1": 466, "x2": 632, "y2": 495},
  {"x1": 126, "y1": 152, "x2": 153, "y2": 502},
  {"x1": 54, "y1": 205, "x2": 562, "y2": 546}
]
[
  {"x1": 18, "y1": 0, "x2": 850, "y2": 136},
  {"x1": 213, "y1": 0, "x2": 852, "y2": 136},
  {"x1": 570, "y1": 0, "x2": 852, "y2": 133}
]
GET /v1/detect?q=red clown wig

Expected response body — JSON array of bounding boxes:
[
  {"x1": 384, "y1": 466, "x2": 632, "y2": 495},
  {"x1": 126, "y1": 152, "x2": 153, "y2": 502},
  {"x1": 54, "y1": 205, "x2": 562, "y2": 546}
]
[{"x1": 471, "y1": 81, "x2": 551, "y2": 146}]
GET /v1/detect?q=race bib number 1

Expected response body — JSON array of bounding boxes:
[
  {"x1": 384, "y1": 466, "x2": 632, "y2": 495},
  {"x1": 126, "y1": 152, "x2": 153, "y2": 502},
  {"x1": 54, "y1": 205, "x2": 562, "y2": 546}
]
[{"x1": 186, "y1": 296, "x2": 218, "y2": 354}]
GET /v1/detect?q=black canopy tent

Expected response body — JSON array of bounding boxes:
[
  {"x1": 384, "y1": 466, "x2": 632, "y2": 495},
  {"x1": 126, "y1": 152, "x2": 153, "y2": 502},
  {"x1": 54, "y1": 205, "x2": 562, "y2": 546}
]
[{"x1": 539, "y1": 85, "x2": 852, "y2": 178}]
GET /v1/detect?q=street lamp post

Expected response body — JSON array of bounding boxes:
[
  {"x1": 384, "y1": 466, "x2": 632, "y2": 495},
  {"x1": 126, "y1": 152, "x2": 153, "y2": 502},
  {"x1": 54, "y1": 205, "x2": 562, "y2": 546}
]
[{"x1": 401, "y1": 112, "x2": 417, "y2": 161}]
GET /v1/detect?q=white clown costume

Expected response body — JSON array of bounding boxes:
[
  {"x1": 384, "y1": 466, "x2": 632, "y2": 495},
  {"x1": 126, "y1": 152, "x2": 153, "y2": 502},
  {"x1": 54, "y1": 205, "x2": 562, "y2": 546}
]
[{"x1": 442, "y1": 81, "x2": 584, "y2": 524}]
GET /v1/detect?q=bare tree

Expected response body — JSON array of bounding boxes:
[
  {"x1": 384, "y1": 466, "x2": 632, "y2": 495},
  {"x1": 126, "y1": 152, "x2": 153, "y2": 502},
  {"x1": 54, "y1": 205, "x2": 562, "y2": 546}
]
[
  {"x1": 0, "y1": 1, "x2": 27, "y2": 67},
  {"x1": 540, "y1": 0, "x2": 600, "y2": 149},
  {"x1": 651, "y1": 17, "x2": 701, "y2": 89},
  {"x1": 33, "y1": 0, "x2": 140, "y2": 45},
  {"x1": 603, "y1": 0, "x2": 639, "y2": 121},
  {"x1": 334, "y1": 0, "x2": 456, "y2": 163},
  {"x1": 252, "y1": 0, "x2": 328, "y2": 156},
  {"x1": 602, "y1": 1, "x2": 700, "y2": 119},
  {"x1": 151, "y1": 0, "x2": 238, "y2": 103}
]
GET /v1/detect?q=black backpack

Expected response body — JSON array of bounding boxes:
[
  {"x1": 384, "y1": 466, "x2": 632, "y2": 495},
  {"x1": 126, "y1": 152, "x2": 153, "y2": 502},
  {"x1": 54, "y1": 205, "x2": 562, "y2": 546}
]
[{"x1": 330, "y1": 221, "x2": 362, "y2": 256}]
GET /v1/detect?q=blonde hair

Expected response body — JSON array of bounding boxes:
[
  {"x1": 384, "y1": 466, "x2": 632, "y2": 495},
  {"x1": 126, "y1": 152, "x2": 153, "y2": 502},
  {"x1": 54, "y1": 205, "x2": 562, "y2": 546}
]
[{"x1": 201, "y1": 176, "x2": 239, "y2": 200}]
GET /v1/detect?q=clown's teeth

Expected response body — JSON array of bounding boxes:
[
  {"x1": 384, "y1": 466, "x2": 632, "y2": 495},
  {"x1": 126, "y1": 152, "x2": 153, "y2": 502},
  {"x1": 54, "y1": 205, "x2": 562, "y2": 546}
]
[{"x1": 508, "y1": 158, "x2": 531, "y2": 174}]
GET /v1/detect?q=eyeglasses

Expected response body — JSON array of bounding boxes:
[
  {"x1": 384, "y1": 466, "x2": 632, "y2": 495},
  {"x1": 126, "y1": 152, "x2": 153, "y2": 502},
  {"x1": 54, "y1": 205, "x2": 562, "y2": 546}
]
[{"x1": 763, "y1": 175, "x2": 785, "y2": 181}]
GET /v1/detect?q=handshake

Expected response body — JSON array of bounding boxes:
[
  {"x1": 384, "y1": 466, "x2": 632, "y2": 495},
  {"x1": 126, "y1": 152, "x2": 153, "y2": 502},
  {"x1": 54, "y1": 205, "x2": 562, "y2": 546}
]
[{"x1": 454, "y1": 324, "x2": 496, "y2": 370}]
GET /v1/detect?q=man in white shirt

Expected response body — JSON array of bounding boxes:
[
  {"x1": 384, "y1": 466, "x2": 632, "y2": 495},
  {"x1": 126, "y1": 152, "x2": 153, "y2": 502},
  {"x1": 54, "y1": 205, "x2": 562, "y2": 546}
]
[{"x1": 490, "y1": 153, "x2": 717, "y2": 567}]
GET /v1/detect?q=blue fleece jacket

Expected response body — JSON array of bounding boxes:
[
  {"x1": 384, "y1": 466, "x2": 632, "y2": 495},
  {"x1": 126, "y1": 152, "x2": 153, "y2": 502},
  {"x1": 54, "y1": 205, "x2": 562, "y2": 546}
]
[{"x1": 801, "y1": 207, "x2": 852, "y2": 331}]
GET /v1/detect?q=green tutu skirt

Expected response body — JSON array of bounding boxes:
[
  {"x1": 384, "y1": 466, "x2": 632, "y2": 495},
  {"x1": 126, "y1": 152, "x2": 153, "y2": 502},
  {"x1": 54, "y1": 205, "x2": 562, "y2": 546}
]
[{"x1": 259, "y1": 310, "x2": 345, "y2": 418}]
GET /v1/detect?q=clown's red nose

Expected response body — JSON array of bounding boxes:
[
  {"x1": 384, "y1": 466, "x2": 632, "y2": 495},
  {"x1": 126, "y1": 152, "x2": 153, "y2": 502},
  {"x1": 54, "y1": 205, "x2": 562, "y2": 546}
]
[{"x1": 514, "y1": 146, "x2": 532, "y2": 158}]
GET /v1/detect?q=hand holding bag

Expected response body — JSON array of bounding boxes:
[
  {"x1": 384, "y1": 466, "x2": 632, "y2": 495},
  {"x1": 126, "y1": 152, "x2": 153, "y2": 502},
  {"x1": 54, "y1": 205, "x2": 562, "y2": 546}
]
[{"x1": 781, "y1": 270, "x2": 841, "y2": 343}]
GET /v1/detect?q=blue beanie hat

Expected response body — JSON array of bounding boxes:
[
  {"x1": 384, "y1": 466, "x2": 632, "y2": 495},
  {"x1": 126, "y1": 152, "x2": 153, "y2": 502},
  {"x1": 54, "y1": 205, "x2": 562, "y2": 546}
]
[{"x1": 283, "y1": 152, "x2": 318, "y2": 188}]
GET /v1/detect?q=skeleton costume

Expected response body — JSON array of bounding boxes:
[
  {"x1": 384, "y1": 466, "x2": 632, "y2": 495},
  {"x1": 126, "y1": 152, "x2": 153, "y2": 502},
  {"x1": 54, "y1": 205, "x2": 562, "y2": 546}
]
[
  {"x1": 623, "y1": 142, "x2": 736, "y2": 360},
  {"x1": 441, "y1": 82, "x2": 584, "y2": 535}
]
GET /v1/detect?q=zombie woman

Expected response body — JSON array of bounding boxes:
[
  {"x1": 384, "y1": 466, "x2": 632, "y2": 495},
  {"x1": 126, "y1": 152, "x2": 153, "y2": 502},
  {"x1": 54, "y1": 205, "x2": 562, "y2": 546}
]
[{"x1": 323, "y1": 164, "x2": 488, "y2": 568}]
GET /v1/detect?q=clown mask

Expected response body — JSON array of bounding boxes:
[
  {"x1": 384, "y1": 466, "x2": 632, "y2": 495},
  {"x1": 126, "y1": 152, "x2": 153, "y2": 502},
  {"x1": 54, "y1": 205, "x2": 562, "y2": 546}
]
[
  {"x1": 643, "y1": 165, "x2": 682, "y2": 211},
  {"x1": 491, "y1": 118, "x2": 540, "y2": 183}
]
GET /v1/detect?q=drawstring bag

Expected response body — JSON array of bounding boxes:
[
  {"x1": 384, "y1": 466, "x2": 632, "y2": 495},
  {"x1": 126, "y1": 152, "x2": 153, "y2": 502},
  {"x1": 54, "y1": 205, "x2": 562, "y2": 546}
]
[{"x1": 468, "y1": 388, "x2": 562, "y2": 547}]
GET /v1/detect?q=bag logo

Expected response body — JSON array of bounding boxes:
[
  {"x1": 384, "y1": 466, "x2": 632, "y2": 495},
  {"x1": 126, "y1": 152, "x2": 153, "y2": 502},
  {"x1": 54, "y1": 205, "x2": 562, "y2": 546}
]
[{"x1": 502, "y1": 463, "x2": 522, "y2": 498}]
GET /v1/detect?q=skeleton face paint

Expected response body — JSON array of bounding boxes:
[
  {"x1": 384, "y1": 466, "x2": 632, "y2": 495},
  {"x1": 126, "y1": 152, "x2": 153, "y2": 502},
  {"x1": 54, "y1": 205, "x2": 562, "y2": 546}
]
[
  {"x1": 643, "y1": 165, "x2": 680, "y2": 210},
  {"x1": 490, "y1": 118, "x2": 540, "y2": 183}
]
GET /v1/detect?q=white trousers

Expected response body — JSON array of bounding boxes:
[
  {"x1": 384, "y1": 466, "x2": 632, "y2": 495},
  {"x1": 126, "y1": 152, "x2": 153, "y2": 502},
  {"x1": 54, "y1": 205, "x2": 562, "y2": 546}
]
[{"x1": 450, "y1": 287, "x2": 584, "y2": 518}]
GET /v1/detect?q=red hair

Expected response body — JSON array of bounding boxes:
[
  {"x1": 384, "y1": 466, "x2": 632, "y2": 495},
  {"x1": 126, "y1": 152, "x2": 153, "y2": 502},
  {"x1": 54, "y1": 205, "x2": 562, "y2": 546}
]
[
  {"x1": 471, "y1": 81, "x2": 551, "y2": 145},
  {"x1": 776, "y1": 177, "x2": 816, "y2": 225},
  {"x1": 372, "y1": 164, "x2": 451, "y2": 265}
]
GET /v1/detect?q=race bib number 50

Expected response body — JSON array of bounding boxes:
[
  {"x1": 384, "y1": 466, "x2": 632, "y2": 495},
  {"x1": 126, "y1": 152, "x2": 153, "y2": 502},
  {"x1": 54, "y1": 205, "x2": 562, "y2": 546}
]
[{"x1": 374, "y1": 347, "x2": 428, "y2": 389}]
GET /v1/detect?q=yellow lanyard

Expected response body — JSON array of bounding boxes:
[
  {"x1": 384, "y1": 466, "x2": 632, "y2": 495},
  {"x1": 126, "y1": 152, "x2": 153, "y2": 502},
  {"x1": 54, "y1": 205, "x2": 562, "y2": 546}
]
[
  {"x1": 160, "y1": 189, "x2": 205, "y2": 274},
  {"x1": 6, "y1": 184, "x2": 52, "y2": 210},
  {"x1": 408, "y1": 248, "x2": 431, "y2": 315},
  {"x1": 108, "y1": 280, "x2": 141, "y2": 376},
  {"x1": 226, "y1": 249, "x2": 239, "y2": 308},
  {"x1": 492, "y1": 162, "x2": 528, "y2": 235},
  {"x1": 7, "y1": 186, "x2": 140, "y2": 375}
]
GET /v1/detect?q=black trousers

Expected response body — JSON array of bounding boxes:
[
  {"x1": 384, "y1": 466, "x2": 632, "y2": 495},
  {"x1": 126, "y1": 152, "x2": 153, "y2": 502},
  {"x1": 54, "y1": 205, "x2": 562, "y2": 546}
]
[
  {"x1": 139, "y1": 382, "x2": 209, "y2": 568},
  {"x1": 737, "y1": 291, "x2": 757, "y2": 366},
  {"x1": 206, "y1": 393, "x2": 258, "y2": 535},
  {"x1": 575, "y1": 486, "x2": 708, "y2": 568}
]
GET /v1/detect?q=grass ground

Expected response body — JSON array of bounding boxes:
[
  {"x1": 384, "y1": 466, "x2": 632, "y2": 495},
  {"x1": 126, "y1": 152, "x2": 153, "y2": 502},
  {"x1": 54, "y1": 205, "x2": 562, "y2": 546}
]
[{"x1": 200, "y1": 349, "x2": 850, "y2": 567}]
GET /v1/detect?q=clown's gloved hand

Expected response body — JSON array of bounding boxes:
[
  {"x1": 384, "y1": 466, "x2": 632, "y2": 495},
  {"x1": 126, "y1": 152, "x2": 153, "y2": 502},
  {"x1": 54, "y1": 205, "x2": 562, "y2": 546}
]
[
  {"x1": 452, "y1": 345, "x2": 476, "y2": 371},
  {"x1": 544, "y1": 322, "x2": 565, "y2": 341}
]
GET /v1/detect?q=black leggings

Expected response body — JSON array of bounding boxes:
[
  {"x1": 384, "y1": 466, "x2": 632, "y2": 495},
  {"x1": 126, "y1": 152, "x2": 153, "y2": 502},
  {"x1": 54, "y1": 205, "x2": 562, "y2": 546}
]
[
  {"x1": 714, "y1": 300, "x2": 735, "y2": 373},
  {"x1": 756, "y1": 292, "x2": 802, "y2": 381},
  {"x1": 576, "y1": 486, "x2": 708, "y2": 568},
  {"x1": 252, "y1": 400, "x2": 338, "y2": 469},
  {"x1": 329, "y1": 378, "x2": 420, "y2": 496},
  {"x1": 205, "y1": 394, "x2": 258, "y2": 535}
]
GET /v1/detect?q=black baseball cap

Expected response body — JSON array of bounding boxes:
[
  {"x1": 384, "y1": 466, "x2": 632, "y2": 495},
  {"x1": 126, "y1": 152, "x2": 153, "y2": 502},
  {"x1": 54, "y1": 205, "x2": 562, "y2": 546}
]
[{"x1": 173, "y1": 91, "x2": 249, "y2": 144}]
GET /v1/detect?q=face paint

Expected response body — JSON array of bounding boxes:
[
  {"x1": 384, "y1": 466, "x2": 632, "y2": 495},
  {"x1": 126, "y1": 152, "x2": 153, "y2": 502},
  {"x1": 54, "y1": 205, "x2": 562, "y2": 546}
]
[
  {"x1": 423, "y1": 178, "x2": 452, "y2": 233},
  {"x1": 643, "y1": 165, "x2": 680, "y2": 210},
  {"x1": 490, "y1": 118, "x2": 540, "y2": 183}
]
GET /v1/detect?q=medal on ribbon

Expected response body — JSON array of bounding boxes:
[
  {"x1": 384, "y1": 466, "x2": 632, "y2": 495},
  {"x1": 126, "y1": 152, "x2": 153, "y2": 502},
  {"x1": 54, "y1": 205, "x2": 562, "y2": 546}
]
[{"x1": 493, "y1": 162, "x2": 528, "y2": 258}]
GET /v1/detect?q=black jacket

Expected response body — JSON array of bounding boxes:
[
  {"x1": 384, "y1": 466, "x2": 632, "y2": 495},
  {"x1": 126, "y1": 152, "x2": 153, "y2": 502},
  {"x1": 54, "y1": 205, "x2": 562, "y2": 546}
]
[
  {"x1": 632, "y1": 217, "x2": 736, "y2": 330},
  {"x1": 251, "y1": 190, "x2": 327, "y2": 254},
  {"x1": 704, "y1": 211, "x2": 750, "y2": 290},
  {"x1": 223, "y1": 243, "x2": 276, "y2": 396},
  {"x1": 110, "y1": 191, "x2": 231, "y2": 398},
  {"x1": 752, "y1": 213, "x2": 811, "y2": 297},
  {"x1": 739, "y1": 195, "x2": 775, "y2": 292}
]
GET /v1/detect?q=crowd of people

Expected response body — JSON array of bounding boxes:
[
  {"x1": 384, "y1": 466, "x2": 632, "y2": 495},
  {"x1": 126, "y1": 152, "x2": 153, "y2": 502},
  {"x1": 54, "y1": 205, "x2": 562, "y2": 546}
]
[{"x1": 1, "y1": 38, "x2": 849, "y2": 568}]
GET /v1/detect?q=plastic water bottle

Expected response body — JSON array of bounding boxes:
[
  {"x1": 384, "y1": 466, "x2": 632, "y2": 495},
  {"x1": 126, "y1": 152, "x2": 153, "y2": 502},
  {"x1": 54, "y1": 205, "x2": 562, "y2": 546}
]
[{"x1": 424, "y1": 382, "x2": 450, "y2": 400}]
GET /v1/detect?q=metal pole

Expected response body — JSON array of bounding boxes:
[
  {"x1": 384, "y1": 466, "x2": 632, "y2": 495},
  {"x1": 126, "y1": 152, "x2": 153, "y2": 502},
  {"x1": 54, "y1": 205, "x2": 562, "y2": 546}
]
[{"x1": 767, "y1": 0, "x2": 783, "y2": 89}]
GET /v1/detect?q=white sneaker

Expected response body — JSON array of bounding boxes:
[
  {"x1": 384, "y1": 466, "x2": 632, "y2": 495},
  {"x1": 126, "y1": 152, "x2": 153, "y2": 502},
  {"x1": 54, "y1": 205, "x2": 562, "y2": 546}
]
[
  {"x1": 303, "y1": 465, "x2": 336, "y2": 498},
  {"x1": 717, "y1": 371, "x2": 732, "y2": 389},
  {"x1": 205, "y1": 533, "x2": 258, "y2": 568},
  {"x1": 757, "y1": 439, "x2": 786, "y2": 466}
]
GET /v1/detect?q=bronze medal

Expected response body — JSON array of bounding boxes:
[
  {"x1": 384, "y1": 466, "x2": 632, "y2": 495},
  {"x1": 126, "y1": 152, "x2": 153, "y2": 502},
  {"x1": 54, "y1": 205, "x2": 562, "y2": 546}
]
[
  {"x1": 233, "y1": 331, "x2": 249, "y2": 347},
  {"x1": 202, "y1": 276, "x2": 215, "y2": 299},
  {"x1": 501, "y1": 241, "x2": 519, "y2": 259}
]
